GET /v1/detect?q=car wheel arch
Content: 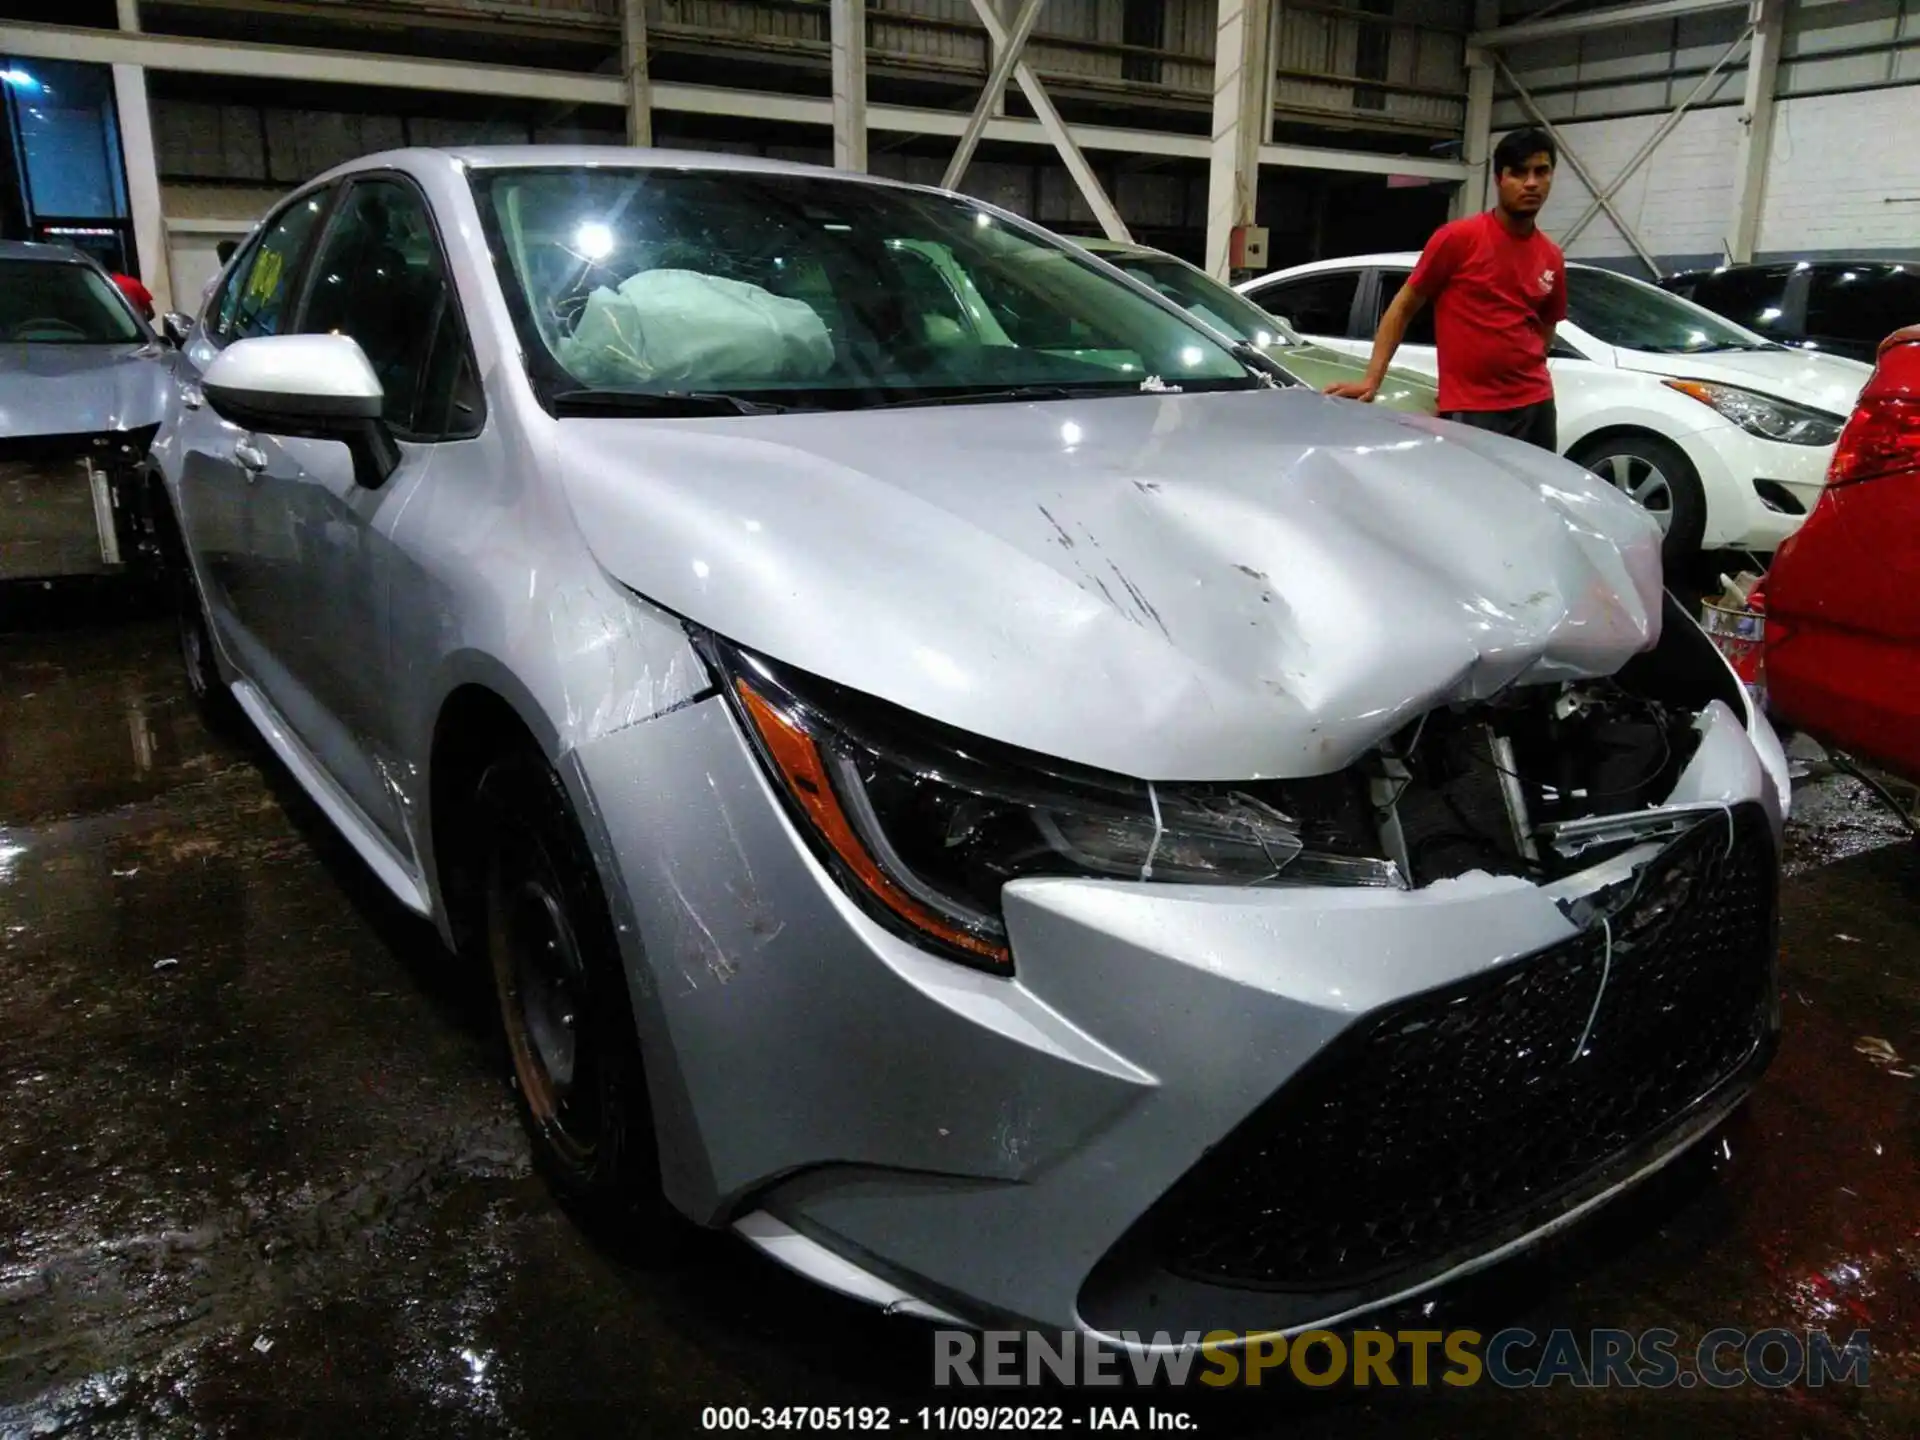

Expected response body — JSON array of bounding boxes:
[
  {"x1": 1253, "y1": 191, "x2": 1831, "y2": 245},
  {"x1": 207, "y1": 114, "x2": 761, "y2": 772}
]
[
  {"x1": 1565, "y1": 422, "x2": 1680, "y2": 464},
  {"x1": 426, "y1": 680, "x2": 559, "y2": 956},
  {"x1": 423, "y1": 675, "x2": 712, "y2": 1224}
]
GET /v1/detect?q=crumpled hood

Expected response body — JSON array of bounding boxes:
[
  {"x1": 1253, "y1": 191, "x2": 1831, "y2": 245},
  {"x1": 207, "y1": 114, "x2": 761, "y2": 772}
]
[
  {"x1": 555, "y1": 388, "x2": 1665, "y2": 780},
  {"x1": 1613, "y1": 343, "x2": 1873, "y2": 416},
  {"x1": 0, "y1": 343, "x2": 172, "y2": 440}
]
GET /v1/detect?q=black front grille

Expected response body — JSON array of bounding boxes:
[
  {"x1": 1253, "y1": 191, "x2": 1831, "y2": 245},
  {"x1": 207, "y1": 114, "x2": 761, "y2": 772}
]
[{"x1": 1149, "y1": 802, "x2": 1778, "y2": 1293}]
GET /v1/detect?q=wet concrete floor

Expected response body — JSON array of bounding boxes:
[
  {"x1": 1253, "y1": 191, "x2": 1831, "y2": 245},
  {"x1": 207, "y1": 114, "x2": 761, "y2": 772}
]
[{"x1": 4, "y1": 601, "x2": 1920, "y2": 1437}]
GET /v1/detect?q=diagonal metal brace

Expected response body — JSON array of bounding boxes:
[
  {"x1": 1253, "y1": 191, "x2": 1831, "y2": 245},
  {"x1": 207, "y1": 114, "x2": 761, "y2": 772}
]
[
  {"x1": 1493, "y1": 54, "x2": 1663, "y2": 278},
  {"x1": 1561, "y1": 25, "x2": 1753, "y2": 248},
  {"x1": 947, "y1": 0, "x2": 1132, "y2": 242},
  {"x1": 943, "y1": 0, "x2": 1046, "y2": 192}
]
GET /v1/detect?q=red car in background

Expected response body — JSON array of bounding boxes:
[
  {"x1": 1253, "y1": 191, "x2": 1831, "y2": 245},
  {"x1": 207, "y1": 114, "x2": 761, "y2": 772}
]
[{"x1": 1765, "y1": 326, "x2": 1920, "y2": 781}]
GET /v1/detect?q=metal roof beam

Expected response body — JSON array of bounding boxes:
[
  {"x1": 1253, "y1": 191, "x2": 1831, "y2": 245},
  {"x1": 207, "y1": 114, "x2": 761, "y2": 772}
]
[{"x1": 1472, "y1": 0, "x2": 1746, "y2": 50}]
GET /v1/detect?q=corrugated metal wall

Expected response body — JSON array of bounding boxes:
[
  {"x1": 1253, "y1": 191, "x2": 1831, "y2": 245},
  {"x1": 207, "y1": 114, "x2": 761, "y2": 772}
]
[
  {"x1": 310, "y1": 0, "x2": 618, "y2": 21},
  {"x1": 654, "y1": 0, "x2": 820, "y2": 45},
  {"x1": 1493, "y1": 0, "x2": 1920, "y2": 128},
  {"x1": 153, "y1": 2, "x2": 1477, "y2": 189},
  {"x1": 1161, "y1": 0, "x2": 1217, "y2": 93},
  {"x1": 279, "y1": 0, "x2": 1473, "y2": 127},
  {"x1": 1493, "y1": 0, "x2": 1920, "y2": 267},
  {"x1": 1272, "y1": 0, "x2": 1466, "y2": 131},
  {"x1": 153, "y1": 100, "x2": 547, "y2": 184},
  {"x1": 1780, "y1": 0, "x2": 1920, "y2": 94},
  {"x1": 870, "y1": 0, "x2": 985, "y2": 69}
]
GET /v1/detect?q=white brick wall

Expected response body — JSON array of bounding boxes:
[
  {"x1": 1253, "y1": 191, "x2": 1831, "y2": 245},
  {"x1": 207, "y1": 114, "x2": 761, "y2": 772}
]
[
  {"x1": 1515, "y1": 87, "x2": 1920, "y2": 265},
  {"x1": 1528, "y1": 107, "x2": 1744, "y2": 263},
  {"x1": 1757, "y1": 88, "x2": 1920, "y2": 253}
]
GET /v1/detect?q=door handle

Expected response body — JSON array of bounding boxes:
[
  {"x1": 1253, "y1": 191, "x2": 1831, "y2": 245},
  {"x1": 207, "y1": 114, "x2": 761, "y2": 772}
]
[{"x1": 234, "y1": 440, "x2": 269, "y2": 475}]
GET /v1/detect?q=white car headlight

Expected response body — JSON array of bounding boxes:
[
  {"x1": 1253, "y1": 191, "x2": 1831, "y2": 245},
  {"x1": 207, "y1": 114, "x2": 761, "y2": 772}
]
[{"x1": 1663, "y1": 379, "x2": 1844, "y2": 446}]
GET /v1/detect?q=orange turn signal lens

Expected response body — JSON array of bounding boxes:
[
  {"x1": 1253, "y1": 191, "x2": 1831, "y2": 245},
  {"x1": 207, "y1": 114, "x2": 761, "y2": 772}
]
[{"x1": 733, "y1": 678, "x2": 1013, "y2": 969}]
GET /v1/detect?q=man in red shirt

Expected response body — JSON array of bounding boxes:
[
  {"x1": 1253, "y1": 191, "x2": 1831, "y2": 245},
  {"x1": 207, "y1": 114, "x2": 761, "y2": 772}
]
[{"x1": 1326, "y1": 128, "x2": 1567, "y2": 451}]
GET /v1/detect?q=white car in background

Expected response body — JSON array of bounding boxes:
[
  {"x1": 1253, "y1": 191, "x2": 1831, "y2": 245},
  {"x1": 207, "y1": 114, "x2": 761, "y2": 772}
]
[{"x1": 1238, "y1": 253, "x2": 1874, "y2": 563}]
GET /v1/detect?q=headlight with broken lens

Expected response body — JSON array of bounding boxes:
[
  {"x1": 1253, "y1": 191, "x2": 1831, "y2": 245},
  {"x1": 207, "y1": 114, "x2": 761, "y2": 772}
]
[{"x1": 695, "y1": 632, "x2": 1402, "y2": 974}]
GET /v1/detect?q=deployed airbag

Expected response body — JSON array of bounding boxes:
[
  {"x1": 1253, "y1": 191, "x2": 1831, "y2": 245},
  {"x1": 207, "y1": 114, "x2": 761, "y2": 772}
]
[{"x1": 556, "y1": 268, "x2": 834, "y2": 388}]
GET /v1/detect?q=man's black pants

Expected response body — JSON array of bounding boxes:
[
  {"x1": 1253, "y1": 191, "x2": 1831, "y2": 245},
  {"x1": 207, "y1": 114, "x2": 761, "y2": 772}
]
[{"x1": 1439, "y1": 399, "x2": 1558, "y2": 453}]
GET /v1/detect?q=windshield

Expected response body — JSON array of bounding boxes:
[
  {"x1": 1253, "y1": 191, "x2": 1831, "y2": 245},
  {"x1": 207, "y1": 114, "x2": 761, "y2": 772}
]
[
  {"x1": 0, "y1": 259, "x2": 144, "y2": 344},
  {"x1": 1567, "y1": 265, "x2": 1773, "y2": 354},
  {"x1": 1094, "y1": 252, "x2": 1303, "y2": 349},
  {"x1": 472, "y1": 167, "x2": 1259, "y2": 411}
]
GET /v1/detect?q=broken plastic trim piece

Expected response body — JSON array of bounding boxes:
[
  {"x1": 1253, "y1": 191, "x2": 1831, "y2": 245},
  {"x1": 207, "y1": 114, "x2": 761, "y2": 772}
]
[
  {"x1": 733, "y1": 1211, "x2": 967, "y2": 1326},
  {"x1": 1538, "y1": 802, "x2": 1746, "y2": 860},
  {"x1": 1488, "y1": 729, "x2": 1540, "y2": 866}
]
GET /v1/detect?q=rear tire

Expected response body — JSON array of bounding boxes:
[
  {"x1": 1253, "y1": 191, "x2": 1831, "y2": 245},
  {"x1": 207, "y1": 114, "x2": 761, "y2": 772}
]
[
  {"x1": 474, "y1": 752, "x2": 667, "y2": 1235},
  {"x1": 1574, "y1": 433, "x2": 1707, "y2": 569},
  {"x1": 152, "y1": 489, "x2": 237, "y2": 732}
]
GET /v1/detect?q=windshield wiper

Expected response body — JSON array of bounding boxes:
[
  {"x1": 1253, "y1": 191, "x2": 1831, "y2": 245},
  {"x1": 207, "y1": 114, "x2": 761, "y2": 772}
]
[
  {"x1": 550, "y1": 388, "x2": 794, "y2": 417},
  {"x1": 1639, "y1": 340, "x2": 1781, "y2": 355},
  {"x1": 1231, "y1": 342, "x2": 1294, "y2": 385},
  {"x1": 858, "y1": 384, "x2": 1119, "y2": 411}
]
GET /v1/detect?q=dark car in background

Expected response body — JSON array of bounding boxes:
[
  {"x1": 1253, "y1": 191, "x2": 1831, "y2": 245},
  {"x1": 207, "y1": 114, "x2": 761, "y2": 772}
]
[
  {"x1": 0, "y1": 239, "x2": 171, "y2": 588},
  {"x1": 1662, "y1": 260, "x2": 1920, "y2": 366}
]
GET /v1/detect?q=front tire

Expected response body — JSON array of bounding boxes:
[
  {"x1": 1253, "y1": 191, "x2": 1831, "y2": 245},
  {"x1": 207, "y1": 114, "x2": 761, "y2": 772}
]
[
  {"x1": 1574, "y1": 433, "x2": 1707, "y2": 568},
  {"x1": 153, "y1": 490, "x2": 236, "y2": 731},
  {"x1": 474, "y1": 753, "x2": 665, "y2": 1232}
]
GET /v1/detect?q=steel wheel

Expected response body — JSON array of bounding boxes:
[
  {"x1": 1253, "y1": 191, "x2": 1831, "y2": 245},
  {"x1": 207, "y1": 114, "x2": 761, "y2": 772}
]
[
  {"x1": 490, "y1": 858, "x2": 602, "y2": 1169},
  {"x1": 472, "y1": 753, "x2": 665, "y2": 1231}
]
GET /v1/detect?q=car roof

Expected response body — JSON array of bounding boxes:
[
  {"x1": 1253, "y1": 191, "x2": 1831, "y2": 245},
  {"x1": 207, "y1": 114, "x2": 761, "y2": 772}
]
[
  {"x1": 1247, "y1": 251, "x2": 1650, "y2": 283},
  {"x1": 1674, "y1": 258, "x2": 1916, "y2": 277},
  {"x1": 307, "y1": 144, "x2": 933, "y2": 194},
  {"x1": 0, "y1": 238, "x2": 89, "y2": 264},
  {"x1": 1247, "y1": 252, "x2": 1421, "y2": 278}
]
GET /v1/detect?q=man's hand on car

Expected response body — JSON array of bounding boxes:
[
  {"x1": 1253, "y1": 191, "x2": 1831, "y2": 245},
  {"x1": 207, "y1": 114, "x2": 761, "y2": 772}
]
[{"x1": 1324, "y1": 378, "x2": 1379, "y2": 402}]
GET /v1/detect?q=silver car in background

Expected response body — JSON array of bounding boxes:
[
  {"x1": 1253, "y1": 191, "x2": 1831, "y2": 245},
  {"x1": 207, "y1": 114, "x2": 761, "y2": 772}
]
[
  {"x1": 148, "y1": 147, "x2": 1790, "y2": 1345},
  {"x1": 1, "y1": 239, "x2": 170, "y2": 585}
]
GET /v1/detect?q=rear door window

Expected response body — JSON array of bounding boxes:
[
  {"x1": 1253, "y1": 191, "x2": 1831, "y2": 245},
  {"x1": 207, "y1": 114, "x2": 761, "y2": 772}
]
[
  {"x1": 1687, "y1": 266, "x2": 1794, "y2": 336},
  {"x1": 1375, "y1": 268, "x2": 1435, "y2": 345},
  {"x1": 1246, "y1": 270, "x2": 1361, "y2": 338},
  {"x1": 1807, "y1": 267, "x2": 1920, "y2": 349}
]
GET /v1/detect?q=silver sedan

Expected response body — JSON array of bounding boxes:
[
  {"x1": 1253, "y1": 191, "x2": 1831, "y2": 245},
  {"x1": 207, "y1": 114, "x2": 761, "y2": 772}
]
[{"x1": 147, "y1": 146, "x2": 1791, "y2": 1346}]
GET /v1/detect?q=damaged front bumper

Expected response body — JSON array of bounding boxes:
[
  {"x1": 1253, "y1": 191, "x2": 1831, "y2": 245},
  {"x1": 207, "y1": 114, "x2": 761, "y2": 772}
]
[
  {"x1": 0, "y1": 427, "x2": 161, "y2": 584},
  {"x1": 566, "y1": 601, "x2": 1786, "y2": 1338}
]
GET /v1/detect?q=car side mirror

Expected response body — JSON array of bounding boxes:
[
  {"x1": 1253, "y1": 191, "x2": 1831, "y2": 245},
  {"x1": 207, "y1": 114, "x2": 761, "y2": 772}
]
[
  {"x1": 161, "y1": 312, "x2": 194, "y2": 348},
  {"x1": 201, "y1": 333, "x2": 399, "y2": 489}
]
